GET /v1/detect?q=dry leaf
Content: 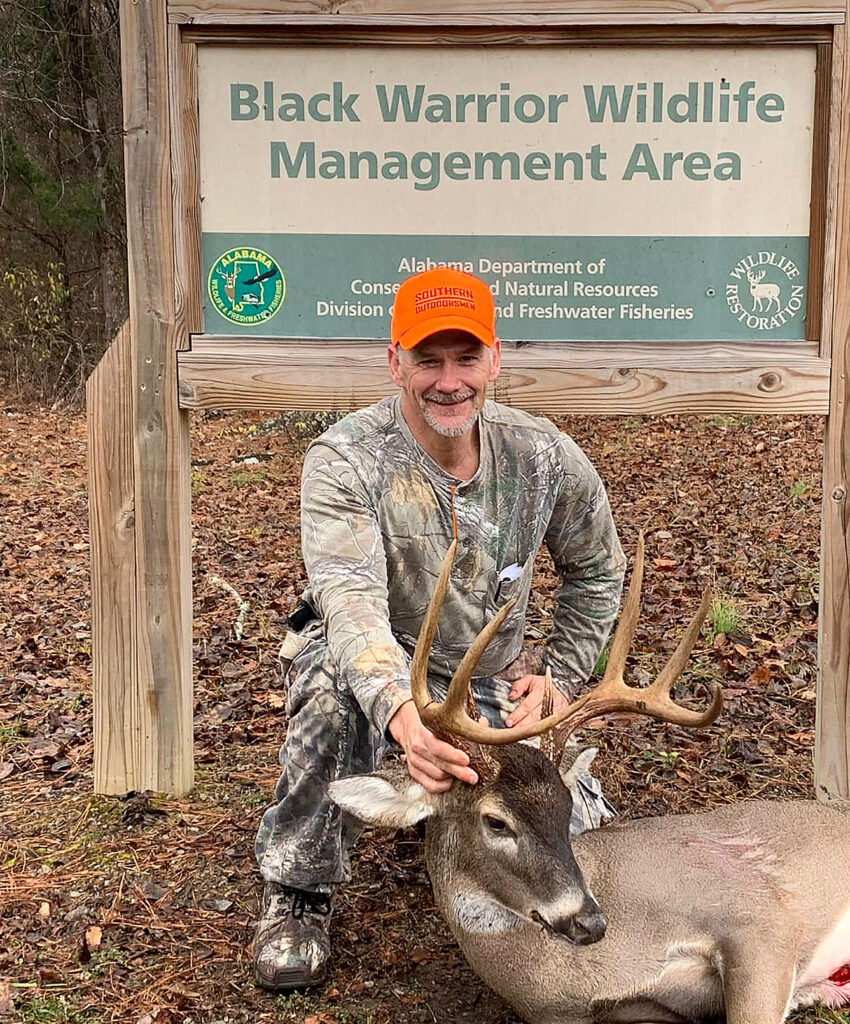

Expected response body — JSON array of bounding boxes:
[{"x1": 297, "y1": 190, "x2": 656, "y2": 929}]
[
  {"x1": 85, "y1": 925, "x2": 102, "y2": 948},
  {"x1": 747, "y1": 665, "x2": 771, "y2": 688},
  {"x1": 267, "y1": 693, "x2": 285, "y2": 709},
  {"x1": 653, "y1": 558, "x2": 678, "y2": 570},
  {"x1": 37, "y1": 901, "x2": 51, "y2": 920}
]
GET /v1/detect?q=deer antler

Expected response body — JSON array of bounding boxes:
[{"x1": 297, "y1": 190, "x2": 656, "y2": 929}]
[{"x1": 411, "y1": 534, "x2": 722, "y2": 747}]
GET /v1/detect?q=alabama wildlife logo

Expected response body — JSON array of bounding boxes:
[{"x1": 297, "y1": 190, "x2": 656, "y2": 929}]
[
  {"x1": 725, "y1": 251, "x2": 804, "y2": 331},
  {"x1": 208, "y1": 247, "x2": 286, "y2": 325}
]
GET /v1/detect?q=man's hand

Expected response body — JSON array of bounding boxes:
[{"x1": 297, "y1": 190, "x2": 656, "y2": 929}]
[
  {"x1": 505, "y1": 674, "x2": 569, "y2": 728},
  {"x1": 389, "y1": 701, "x2": 478, "y2": 793}
]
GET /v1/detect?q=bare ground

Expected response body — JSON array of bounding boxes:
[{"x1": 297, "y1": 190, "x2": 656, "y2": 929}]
[{"x1": 0, "y1": 400, "x2": 844, "y2": 1024}]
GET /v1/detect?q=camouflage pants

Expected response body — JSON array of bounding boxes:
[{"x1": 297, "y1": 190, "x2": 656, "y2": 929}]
[{"x1": 255, "y1": 628, "x2": 615, "y2": 894}]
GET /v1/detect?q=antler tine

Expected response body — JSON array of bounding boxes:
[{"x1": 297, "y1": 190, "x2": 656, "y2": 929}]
[
  {"x1": 642, "y1": 586, "x2": 723, "y2": 727},
  {"x1": 415, "y1": 535, "x2": 721, "y2": 747},
  {"x1": 540, "y1": 668, "x2": 558, "y2": 762},
  {"x1": 420, "y1": 596, "x2": 518, "y2": 733},
  {"x1": 410, "y1": 540, "x2": 458, "y2": 717},
  {"x1": 601, "y1": 531, "x2": 646, "y2": 686}
]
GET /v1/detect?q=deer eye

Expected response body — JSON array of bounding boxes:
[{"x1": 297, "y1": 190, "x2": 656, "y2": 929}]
[{"x1": 483, "y1": 814, "x2": 512, "y2": 836}]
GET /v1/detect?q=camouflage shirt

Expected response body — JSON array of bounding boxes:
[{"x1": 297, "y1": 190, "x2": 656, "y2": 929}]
[{"x1": 301, "y1": 396, "x2": 625, "y2": 736}]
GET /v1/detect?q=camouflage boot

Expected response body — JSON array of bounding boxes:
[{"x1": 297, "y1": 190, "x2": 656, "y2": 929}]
[{"x1": 253, "y1": 883, "x2": 333, "y2": 990}]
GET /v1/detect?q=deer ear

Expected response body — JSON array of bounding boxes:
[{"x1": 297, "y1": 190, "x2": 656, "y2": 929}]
[
  {"x1": 328, "y1": 773, "x2": 438, "y2": 828},
  {"x1": 558, "y1": 746, "x2": 599, "y2": 790}
]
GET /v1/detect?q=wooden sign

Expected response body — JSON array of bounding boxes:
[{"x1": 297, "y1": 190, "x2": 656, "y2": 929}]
[{"x1": 198, "y1": 45, "x2": 816, "y2": 342}]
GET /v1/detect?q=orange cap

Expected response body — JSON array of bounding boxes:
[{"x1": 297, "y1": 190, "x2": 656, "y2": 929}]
[{"x1": 391, "y1": 268, "x2": 496, "y2": 350}]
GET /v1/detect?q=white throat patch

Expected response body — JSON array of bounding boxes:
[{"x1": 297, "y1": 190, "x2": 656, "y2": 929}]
[{"x1": 452, "y1": 892, "x2": 522, "y2": 934}]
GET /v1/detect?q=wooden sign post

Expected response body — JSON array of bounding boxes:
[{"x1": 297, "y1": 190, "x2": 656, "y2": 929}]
[{"x1": 88, "y1": 0, "x2": 850, "y2": 807}]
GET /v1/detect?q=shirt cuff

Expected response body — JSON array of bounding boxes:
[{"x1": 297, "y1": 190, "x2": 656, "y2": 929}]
[{"x1": 372, "y1": 683, "x2": 415, "y2": 738}]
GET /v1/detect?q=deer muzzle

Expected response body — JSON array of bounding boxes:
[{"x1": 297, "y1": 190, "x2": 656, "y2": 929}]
[{"x1": 541, "y1": 896, "x2": 608, "y2": 946}]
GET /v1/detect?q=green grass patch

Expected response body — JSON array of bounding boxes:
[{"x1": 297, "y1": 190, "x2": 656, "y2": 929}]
[
  {"x1": 593, "y1": 645, "x2": 610, "y2": 677},
  {"x1": 709, "y1": 596, "x2": 744, "y2": 639},
  {"x1": 229, "y1": 466, "x2": 269, "y2": 487},
  {"x1": 708, "y1": 414, "x2": 754, "y2": 430},
  {"x1": 17, "y1": 994, "x2": 97, "y2": 1023},
  {"x1": 0, "y1": 720, "x2": 22, "y2": 752}
]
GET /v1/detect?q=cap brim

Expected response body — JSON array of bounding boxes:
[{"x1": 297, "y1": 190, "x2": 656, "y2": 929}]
[{"x1": 396, "y1": 314, "x2": 495, "y2": 351}]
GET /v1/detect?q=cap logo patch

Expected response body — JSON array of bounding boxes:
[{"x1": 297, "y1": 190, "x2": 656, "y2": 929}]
[{"x1": 414, "y1": 286, "x2": 476, "y2": 315}]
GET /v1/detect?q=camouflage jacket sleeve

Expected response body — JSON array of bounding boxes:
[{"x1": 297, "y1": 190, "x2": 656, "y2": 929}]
[
  {"x1": 543, "y1": 435, "x2": 626, "y2": 689},
  {"x1": 300, "y1": 442, "x2": 414, "y2": 735}
]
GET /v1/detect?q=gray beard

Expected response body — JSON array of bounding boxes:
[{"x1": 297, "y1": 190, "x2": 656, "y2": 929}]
[{"x1": 421, "y1": 404, "x2": 480, "y2": 438}]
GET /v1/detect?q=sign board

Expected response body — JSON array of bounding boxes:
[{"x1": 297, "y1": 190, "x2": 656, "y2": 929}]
[{"x1": 198, "y1": 44, "x2": 816, "y2": 341}]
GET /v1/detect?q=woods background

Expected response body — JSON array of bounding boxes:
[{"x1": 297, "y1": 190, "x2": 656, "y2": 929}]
[{"x1": 0, "y1": 0, "x2": 125, "y2": 404}]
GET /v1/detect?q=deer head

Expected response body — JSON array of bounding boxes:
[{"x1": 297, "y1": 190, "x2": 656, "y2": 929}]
[{"x1": 329, "y1": 535, "x2": 721, "y2": 945}]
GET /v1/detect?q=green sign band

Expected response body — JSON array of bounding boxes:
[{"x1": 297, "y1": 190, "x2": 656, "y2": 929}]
[{"x1": 202, "y1": 233, "x2": 808, "y2": 342}]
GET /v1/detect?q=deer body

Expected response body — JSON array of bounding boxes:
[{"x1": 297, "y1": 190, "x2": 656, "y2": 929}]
[
  {"x1": 329, "y1": 535, "x2": 850, "y2": 1024},
  {"x1": 747, "y1": 269, "x2": 782, "y2": 312},
  {"x1": 428, "y1": 795, "x2": 850, "y2": 1024}
]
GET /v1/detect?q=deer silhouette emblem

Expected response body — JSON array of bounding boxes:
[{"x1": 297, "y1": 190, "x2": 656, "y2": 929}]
[
  {"x1": 217, "y1": 265, "x2": 239, "y2": 308},
  {"x1": 747, "y1": 269, "x2": 782, "y2": 313}
]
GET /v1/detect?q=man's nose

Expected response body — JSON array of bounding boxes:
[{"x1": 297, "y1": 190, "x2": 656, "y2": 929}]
[{"x1": 434, "y1": 362, "x2": 462, "y2": 391}]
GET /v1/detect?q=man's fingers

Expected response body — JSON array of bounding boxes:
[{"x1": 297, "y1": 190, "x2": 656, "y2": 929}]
[
  {"x1": 428, "y1": 737, "x2": 471, "y2": 767},
  {"x1": 410, "y1": 766, "x2": 453, "y2": 794},
  {"x1": 441, "y1": 759, "x2": 478, "y2": 786},
  {"x1": 509, "y1": 674, "x2": 534, "y2": 701},
  {"x1": 409, "y1": 752, "x2": 451, "y2": 782},
  {"x1": 409, "y1": 752, "x2": 477, "y2": 788},
  {"x1": 426, "y1": 737, "x2": 478, "y2": 785},
  {"x1": 505, "y1": 693, "x2": 543, "y2": 728}
]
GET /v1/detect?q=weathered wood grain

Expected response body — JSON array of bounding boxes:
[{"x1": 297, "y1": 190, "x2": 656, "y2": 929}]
[
  {"x1": 170, "y1": 31, "x2": 203, "y2": 339},
  {"x1": 118, "y1": 0, "x2": 193, "y2": 795},
  {"x1": 168, "y1": 0, "x2": 845, "y2": 26},
  {"x1": 189, "y1": 336, "x2": 821, "y2": 366},
  {"x1": 807, "y1": 43, "x2": 833, "y2": 343},
  {"x1": 820, "y1": 24, "x2": 845, "y2": 359},
  {"x1": 176, "y1": 342, "x2": 829, "y2": 414},
  {"x1": 818, "y1": 12, "x2": 850, "y2": 805},
  {"x1": 88, "y1": 323, "x2": 141, "y2": 795}
]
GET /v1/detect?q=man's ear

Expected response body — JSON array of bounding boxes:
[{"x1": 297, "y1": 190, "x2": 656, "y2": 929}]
[
  {"x1": 328, "y1": 772, "x2": 438, "y2": 828},
  {"x1": 387, "y1": 343, "x2": 404, "y2": 388},
  {"x1": 558, "y1": 746, "x2": 599, "y2": 790},
  {"x1": 488, "y1": 338, "x2": 502, "y2": 382}
]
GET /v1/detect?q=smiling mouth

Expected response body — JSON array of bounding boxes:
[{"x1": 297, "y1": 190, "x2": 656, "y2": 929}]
[{"x1": 424, "y1": 393, "x2": 475, "y2": 409}]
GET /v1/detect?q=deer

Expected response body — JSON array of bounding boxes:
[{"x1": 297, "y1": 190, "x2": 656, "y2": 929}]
[
  {"x1": 217, "y1": 266, "x2": 239, "y2": 307},
  {"x1": 747, "y1": 269, "x2": 782, "y2": 313},
  {"x1": 329, "y1": 536, "x2": 850, "y2": 1024}
]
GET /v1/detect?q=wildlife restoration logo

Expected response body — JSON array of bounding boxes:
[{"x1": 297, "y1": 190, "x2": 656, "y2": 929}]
[
  {"x1": 208, "y1": 247, "x2": 285, "y2": 325},
  {"x1": 725, "y1": 251, "x2": 804, "y2": 331}
]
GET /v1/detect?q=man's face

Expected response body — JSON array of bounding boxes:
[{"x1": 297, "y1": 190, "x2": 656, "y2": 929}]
[{"x1": 388, "y1": 330, "x2": 502, "y2": 439}]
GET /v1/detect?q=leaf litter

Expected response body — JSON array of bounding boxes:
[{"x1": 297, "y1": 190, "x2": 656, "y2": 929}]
[{"x1": 0, "y1": 401, "x2": 841, "y2": 1023}]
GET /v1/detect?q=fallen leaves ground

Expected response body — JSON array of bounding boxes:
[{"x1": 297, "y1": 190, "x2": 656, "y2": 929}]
[{"x1": 0, "y1": 399, "x2": 844, "y2": 1024}]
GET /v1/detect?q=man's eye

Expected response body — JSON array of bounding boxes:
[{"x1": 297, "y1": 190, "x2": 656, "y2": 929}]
[{"x1": 484, "y1": 814, "x2": 511, "y2": 834}]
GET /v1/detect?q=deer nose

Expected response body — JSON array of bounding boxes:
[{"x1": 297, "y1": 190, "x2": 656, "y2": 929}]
[{"x1": 560, "y1": 900, "x2": 607, "y2": 945}]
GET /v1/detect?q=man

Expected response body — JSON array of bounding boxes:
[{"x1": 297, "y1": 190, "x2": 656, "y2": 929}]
[{"x1": 253, "y1": 267, "x2": 625, "y2": 990}]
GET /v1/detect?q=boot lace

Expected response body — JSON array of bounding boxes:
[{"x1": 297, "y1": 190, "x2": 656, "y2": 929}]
[{"x1": 290, "y1": 889, "x2": 331, "y2": 921}]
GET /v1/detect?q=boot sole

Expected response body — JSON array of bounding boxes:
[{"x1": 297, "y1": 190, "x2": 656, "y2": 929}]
[{"x1": 254, "y1": 961, "x2": 327, "y2": 992}]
